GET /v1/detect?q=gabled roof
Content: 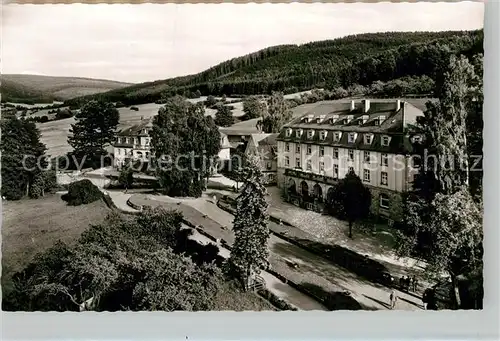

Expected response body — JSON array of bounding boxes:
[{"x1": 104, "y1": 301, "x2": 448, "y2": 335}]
[
  {"x1": 117, "y1": 118, "x2": 153, "y2": 136},
  {"x1": 247, "y1": 133, "x2": 278, "y2": 160}
]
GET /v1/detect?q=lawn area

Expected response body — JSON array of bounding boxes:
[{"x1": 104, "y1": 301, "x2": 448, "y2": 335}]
[
  {"x1": 37, "y1": 117, "x2": 76, "y2": 157},
  {"x1": 1, "y1": 194, "x2": 112, "y2": 285}
]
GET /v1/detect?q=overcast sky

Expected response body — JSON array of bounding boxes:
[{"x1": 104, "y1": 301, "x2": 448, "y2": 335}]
[{"x1": 2, "y1": 2, "x2": 484, "y2": 83}]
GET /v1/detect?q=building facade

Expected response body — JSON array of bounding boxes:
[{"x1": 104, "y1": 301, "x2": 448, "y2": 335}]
[
  {"x1": 244, "y1": 133, "x2": 278, "y2": 185},
  {"x1": 276, "y1": 99, "x2": 424, "y2": 222},
  {"x1": 113, "y1": 118, "x2": 153, "y2": 169},
  {"x1": 113, "y1": 118, "x2": 231, "y2": 172}
]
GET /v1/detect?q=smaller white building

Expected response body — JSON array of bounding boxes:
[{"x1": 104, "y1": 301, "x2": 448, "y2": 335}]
[
  {"x1": 113, "y1": 118, "x2": 232, "y2": 171},
  {"x1": 112, "y1": 118, "x2": 153, "y2": 168}
]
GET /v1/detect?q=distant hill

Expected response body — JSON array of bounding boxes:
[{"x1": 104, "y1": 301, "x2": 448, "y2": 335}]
[
  {"x1": 66, "y1": 30, "x2": 483, "y2": 107},
  {"x1": 1, "y1": 74, "x2": 131, "y2": 104}
]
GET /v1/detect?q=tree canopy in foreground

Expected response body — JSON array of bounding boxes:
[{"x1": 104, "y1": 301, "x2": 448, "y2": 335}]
[{"x1": 4, "y1": 208, "x2": 272, "y2": 311}]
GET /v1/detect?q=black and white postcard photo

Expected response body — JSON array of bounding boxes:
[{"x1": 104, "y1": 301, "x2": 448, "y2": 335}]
[{"x1": 1, "y1": 1, "x2": 485, "y2": 313}]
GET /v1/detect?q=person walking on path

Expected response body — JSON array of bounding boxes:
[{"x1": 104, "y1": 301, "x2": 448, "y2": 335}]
[{"x1": 389, "y1": 290, "x2": 398, "y2": 309}]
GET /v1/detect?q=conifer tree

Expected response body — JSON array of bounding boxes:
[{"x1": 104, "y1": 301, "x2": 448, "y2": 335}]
[
  {"x1": 397, "y1": 54, "x2": 484, "y2": 309},
  {"x1": 1, "y1": 117, "x2": 49, "y2": 200},
  {"x1": 68, "y1": 100, "x2": 119, "y2": 169},
  {"x1": 230, "y1": 155, "x2": 270, "y2": 290}
]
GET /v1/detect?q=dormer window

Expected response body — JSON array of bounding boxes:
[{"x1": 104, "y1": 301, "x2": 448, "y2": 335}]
[
  {"x1": 333, "y1": 132, "x2": 341, "y2": 142},
  {"x1": 320, "y1": 130, "x2": 327, "y2": 140},
  {"x1": 286, "y1": 128, "x2": 292, "y2": 137},
  {"x1": 348, "y1": 133, "x2": 357, "y2": 144},
  {"x1": 381, "y1": 135, "x2": 391, "y2": 146},
  {"x1": 330, "y1": 115, "x2": 339, "y2": 125},
  {"x1": 303, "y1": 115, "x2": 314, "y2": 123},
  {"x1": 296, "y1": 129, "x2": 303, "y2": 138},
  {"x1": 307, "y1": 130, "x2": 315, "y2": 139},
  {"x1": 317, "y1": 115, "x2": 326, "y2": 123},
  {"x1": 358, "y1": 115, "x2": 369, "y2": 125},
  {"x1": 375, "y1": 115, "x2": 387, "y2": 126},
  {"x1": 364, "y1": 134, "x2": 373, "y2": 145}
]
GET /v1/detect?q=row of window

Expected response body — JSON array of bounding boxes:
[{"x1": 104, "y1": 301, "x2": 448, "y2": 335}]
[
  {"x1": 115, "y1": 149, "x2": 150, "y2": 158},
  {"x1": 285, "y1": 129, "x2": 392, "y2": 146},
  {"x1": 284, "y1": 144, "x2": 391, "y2": 165},
  {"x1": 116, "y1": 137, "x2": 150, "y2": 145},
  {"x1": 284, "y1": 156, "x2": 389, "y2": 185}
]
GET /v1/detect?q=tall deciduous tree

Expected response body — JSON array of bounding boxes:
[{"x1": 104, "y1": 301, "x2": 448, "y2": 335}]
[
  {"x1": 150, "y1": 96, "x2": 221, "y2": 197},
  {"x1": 214, "y1": 105, "x2": 234, "y2": 127},
  {"x1": 1, "y1": 117, "x2": 50, "y2": 200},
  {"x1": 261, "y1": 92, "x2": 292, "y2": 133},
  {"x1": 243, "y1": 96, "x2": 266, "y2": 120},
  {"x1": 397, "y1": 54, "x2": 484, "y2": 309},
  {"x1": 68, "y1": 100, "x2": 119, "y2": 169},
  {"x1": 230, "y1": 156, "x2": 270, "y2": 290},
  {"x1": 327, "y1": 170, "x2": 371, "y2": 239}
]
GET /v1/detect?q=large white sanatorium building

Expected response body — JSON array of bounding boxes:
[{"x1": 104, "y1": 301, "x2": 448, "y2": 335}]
[{"x1": 276, "y1": 99, "x2": 424, "y2": 221}]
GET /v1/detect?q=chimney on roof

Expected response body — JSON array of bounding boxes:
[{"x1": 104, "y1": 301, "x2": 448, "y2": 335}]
[
  {"x1": 395, "y1": 100, "x2": 401, "y2": 111},
  {"x1": 362, "y1": 99, "x2": 370, "y2": 113},
  {"x1": 350, "y1": 100, "x2": 355, "y2": 111}
]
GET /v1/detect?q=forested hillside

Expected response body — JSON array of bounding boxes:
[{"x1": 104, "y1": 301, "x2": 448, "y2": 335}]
[{"x1": 65, "y1": 30, "x2": 483, "y2": 107}]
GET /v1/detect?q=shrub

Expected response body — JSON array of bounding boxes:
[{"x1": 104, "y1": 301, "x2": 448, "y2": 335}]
[
  {"x1": 130, "y1": 106, "x2": 139, "y2": 111},
  {"x1": 61, "y1": 179, "x2": 103, "y2": 206},
  {"x1": 55, "y1": 109, "x2": 73, "y2": 120}
]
